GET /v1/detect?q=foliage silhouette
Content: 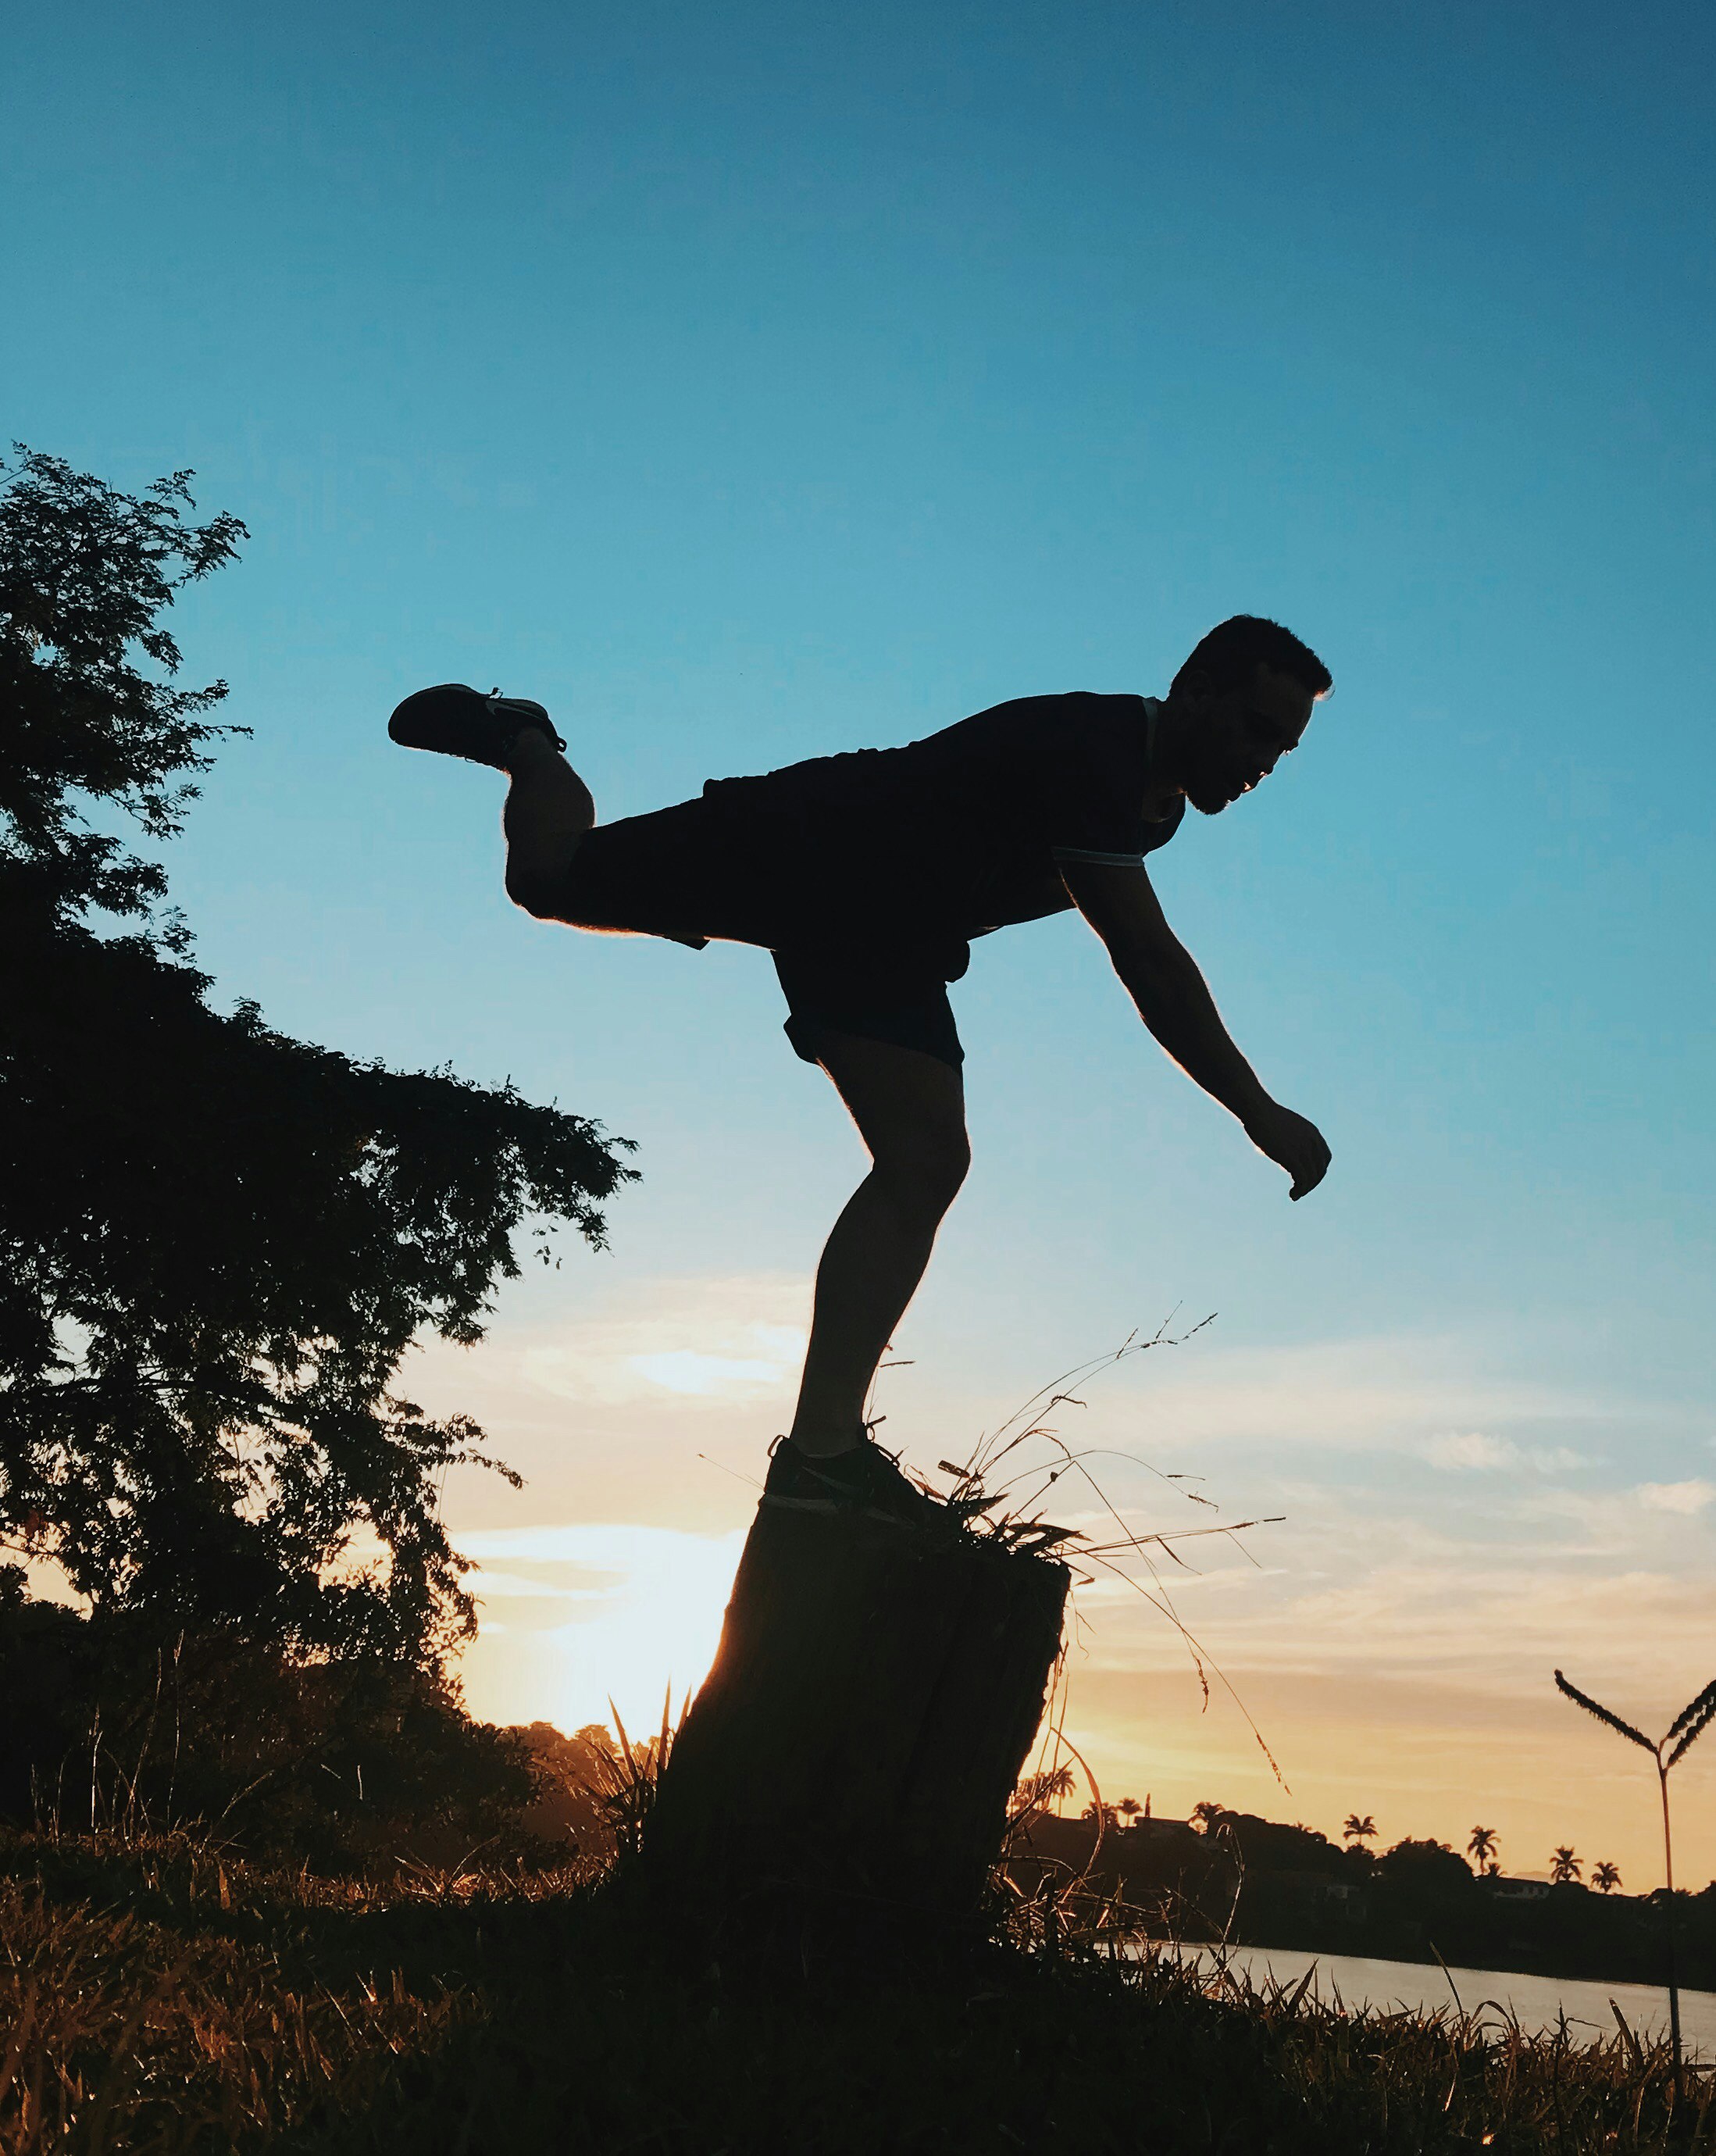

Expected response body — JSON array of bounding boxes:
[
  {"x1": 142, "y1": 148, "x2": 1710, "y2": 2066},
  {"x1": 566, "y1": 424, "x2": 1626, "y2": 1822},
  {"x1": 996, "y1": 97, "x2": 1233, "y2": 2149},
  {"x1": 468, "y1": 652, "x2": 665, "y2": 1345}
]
[
  {"x1": 1375, "y1": 1837, "x2": 1472, "y2": 1900},
  {"x1": 0, "y1": 446, "x2": 245, "y2": 928},
  {"x1": 0, "y1": 448, "x2": 637, "y2": 1665},
  {"x1": 1467, "y1": 1824, "x2": 1497, "y2": 1872},
  {"x1": 0, "y1": 1565, "x2": 555, "y2": 1869}
]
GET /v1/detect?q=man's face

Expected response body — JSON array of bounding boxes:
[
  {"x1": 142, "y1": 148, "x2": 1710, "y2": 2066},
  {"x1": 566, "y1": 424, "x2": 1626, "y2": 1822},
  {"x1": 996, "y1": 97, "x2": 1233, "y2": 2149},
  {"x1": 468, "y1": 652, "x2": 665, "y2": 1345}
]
[{"x1": 1172, "y1": 662, "x2": 1316, "y2": 816}]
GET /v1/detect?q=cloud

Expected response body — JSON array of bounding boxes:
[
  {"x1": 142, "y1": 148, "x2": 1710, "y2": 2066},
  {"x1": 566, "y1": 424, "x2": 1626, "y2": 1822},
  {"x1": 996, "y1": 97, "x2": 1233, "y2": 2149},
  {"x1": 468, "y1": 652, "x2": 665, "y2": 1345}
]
[
  {"x1": 1054, "y1": 1332, "x2": 1627, "y2": 1464},
  {"x1": 1636, "y1": 1480, "x2": 1716, "y2": 1515},
  {"x1": 506, "y1": 1276, "x2": 808, "y2": 1410},
  {"x1": 1422, "y1": 1432, "x2": 1584, "y2": 1473},
  {"x1": 453, "y1": 1567, "x2": 610, "y2": 1601},
  {"x1": 1424, "y1": 1431, "x2": 1517, "y2": 1471},
  {"x1": 628, "y1": 1350, "x2": 791, "y2": 1396}
]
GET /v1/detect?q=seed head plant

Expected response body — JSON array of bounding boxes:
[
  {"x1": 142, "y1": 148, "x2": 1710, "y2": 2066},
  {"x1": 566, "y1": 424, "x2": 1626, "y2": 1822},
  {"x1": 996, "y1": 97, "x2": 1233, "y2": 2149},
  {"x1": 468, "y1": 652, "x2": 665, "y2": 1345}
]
[{"x1": 1554, "y1": 1667, "x2": 1716, "y2": 2094}]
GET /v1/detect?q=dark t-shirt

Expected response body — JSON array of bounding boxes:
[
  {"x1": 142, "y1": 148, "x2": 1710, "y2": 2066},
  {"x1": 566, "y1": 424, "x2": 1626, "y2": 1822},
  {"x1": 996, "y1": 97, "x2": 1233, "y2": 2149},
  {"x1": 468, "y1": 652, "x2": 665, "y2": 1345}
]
[{"x1": 565, "y1": 691, "x2": 1183, "y2": 978}]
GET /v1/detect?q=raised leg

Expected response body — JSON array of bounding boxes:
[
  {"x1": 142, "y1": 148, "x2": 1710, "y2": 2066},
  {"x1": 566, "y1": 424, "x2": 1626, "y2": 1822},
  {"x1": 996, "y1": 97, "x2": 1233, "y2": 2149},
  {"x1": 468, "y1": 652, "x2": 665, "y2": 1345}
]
[
  {"x1": 789, "y1": 1033, "x2": 970, "y2": 1458},
  {"x1": 502, "y1": 727, "x2": 597, "y2": 919}
]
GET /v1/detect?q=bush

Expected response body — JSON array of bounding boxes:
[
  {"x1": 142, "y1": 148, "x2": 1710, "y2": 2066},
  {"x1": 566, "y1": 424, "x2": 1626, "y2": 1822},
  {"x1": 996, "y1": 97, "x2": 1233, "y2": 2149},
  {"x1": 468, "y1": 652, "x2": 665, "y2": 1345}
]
[{"x1": 0, "y1": 1566, "x2": 565, "y2": 1872}]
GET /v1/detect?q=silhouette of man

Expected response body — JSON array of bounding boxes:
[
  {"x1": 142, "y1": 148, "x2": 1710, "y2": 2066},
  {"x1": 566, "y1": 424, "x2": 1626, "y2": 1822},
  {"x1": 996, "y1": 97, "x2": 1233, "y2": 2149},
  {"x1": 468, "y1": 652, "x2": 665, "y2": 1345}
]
[{"x1": 389, "y1": 615, "x2": 1332, "y2": 1527}]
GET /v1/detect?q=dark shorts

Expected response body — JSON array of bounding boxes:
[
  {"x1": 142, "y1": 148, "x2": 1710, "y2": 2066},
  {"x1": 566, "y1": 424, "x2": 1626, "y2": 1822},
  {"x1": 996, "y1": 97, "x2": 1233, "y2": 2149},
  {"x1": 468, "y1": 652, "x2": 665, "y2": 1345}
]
[
  {"x1": 772, "y1": 950, "x2": 965, "y2": 1073},
  {"x1": 559, "y1": 810, "x2": 966, "y2": 1073}
]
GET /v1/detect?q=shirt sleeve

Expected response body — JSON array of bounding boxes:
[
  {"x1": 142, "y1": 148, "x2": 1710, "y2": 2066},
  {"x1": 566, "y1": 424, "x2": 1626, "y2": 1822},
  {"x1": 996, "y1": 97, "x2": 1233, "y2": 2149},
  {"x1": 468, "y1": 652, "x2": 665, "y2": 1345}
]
[{"x1": 1040, "y1": 694, "x2": 1153, "y2": 864}]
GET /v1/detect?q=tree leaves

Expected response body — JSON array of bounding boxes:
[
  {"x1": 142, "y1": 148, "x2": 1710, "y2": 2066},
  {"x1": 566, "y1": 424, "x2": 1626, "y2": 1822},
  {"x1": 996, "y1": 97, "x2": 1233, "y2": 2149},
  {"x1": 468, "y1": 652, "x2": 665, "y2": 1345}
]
[
  {"x1": 0, "y1": 450, "x2": 637, "y2": 1667},
  {"x1": 1, "y1": 447, "x2": 247, "y2": 923}
]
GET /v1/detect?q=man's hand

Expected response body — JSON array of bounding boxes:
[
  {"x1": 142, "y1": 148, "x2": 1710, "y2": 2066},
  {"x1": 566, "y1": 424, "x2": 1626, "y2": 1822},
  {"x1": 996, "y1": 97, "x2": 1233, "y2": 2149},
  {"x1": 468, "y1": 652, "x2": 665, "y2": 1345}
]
[
  {"x1": 1058, "y1": 863, "x2": 1332, "y2": 1200},
  {"x1": 1243, "y1": 1102, "x2": 1331, "y2": 1200}
]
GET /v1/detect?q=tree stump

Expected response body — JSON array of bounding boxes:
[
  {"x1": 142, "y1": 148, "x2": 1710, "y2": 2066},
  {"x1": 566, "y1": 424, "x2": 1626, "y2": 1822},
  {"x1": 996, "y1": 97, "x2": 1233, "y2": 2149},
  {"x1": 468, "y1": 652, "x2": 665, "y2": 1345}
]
[{"x1": 643, "y1": 1501, "x2": 1068, "y2": 1946}]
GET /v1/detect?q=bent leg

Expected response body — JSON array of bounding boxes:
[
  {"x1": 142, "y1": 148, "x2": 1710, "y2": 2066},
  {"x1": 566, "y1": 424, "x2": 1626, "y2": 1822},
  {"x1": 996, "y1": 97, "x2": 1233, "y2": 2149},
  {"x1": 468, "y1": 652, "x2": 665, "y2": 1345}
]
[
  {"x1": 503, "y1": 727, "x2": 596, "y2": 918},
  {"x1": 789, "y1": 1033, "x2": 970, "y2": 1457}
]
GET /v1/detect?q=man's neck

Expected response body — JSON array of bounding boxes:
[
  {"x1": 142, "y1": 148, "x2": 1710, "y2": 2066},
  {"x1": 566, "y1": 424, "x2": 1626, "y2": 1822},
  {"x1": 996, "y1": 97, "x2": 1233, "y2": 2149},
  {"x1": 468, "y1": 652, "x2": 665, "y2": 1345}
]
[{"x1": 1143, "y1": 695, "x2": 1187, "y2": 817}]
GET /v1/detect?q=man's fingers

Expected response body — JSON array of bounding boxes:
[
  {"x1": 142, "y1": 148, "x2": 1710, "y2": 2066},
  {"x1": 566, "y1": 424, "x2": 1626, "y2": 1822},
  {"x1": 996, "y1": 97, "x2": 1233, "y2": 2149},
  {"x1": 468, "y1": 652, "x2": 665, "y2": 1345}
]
[
  {"x1": 1288, "y1": 1149, "x2": 1330, "y2": 1201},
  {"x1": 1247, "y1": 1108, "x2": 1329, "y2": 1199}
]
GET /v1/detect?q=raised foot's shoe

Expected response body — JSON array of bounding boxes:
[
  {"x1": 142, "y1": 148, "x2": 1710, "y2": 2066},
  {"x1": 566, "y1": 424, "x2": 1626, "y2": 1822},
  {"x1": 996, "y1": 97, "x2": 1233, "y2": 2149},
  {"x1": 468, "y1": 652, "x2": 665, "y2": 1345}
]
[
  {"x1": 761, "y1": 1436, "x2": 952, "y2": 1533},
  {"x1": 387, "y1": 684, "x2": 566, "y2": 770}
]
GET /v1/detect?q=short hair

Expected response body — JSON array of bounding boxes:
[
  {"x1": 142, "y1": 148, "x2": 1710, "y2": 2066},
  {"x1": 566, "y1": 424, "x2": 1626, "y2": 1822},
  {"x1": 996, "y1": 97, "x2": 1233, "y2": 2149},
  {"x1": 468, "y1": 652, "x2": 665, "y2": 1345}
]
[{"x1": 1170, "y1": 616, "x2": 1332, "y2": 701}]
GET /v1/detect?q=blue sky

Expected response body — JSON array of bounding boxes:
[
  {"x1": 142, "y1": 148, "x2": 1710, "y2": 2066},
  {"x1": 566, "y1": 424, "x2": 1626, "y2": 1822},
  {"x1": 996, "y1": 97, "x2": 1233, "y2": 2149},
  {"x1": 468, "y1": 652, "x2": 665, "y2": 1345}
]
[{"x1": 7, "y1": 0, "x2": 1714, "y2": 1879}]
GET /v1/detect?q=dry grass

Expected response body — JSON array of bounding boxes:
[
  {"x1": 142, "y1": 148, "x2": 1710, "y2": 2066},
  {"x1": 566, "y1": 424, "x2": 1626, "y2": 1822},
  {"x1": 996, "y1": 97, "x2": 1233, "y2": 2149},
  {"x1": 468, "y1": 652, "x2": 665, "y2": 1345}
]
[
  {"x1": 4, "y1": 1825, "x2": 1714, "y2": 2154},
  {"x1": 0, "y1": 1833, "x2": 528, "y2": 2151}
]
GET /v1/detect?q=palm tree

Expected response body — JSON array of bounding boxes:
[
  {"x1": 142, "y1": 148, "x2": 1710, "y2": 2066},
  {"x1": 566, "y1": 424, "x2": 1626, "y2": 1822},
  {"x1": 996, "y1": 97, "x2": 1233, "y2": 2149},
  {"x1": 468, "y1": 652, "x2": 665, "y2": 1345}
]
[
  {"x1": 1190, "y1": 1799, "x2": 1225, "y2": 1832},
  {"x1": 1550, "y1": 1845, "x2": 1582, "y2": 1884},
  {"x1": 1593, "y1": 1861, "x2": 1622, "y2": 1894},
  {"x1": 1555, "y1": 1669, "x2": 1716, "y2": 2097},
  {"x1": 1010, "y1": 1764, "x2": 1076, "y2": 1822},
  {"x1": 1467, "y1": 1826, "x2": 1498, "y2": 1872},
  {"x1": 1342, "y1": 1813, "x2": 1378, "y2": 1847},
  {"x1": 1116, "y1": 1797, "x2": 1143, "y2": 1825}
]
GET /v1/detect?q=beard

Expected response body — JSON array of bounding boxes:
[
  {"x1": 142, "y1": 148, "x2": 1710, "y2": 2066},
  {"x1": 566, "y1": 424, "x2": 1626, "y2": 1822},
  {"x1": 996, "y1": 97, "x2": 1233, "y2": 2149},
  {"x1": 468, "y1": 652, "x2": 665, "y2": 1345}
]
[
  {"x1": 1183, "y1": 753, "x2": 1250, "y2": 815},
  {"x1": 1176, "y1": 732, "x2": 1244, "y2": 815}
]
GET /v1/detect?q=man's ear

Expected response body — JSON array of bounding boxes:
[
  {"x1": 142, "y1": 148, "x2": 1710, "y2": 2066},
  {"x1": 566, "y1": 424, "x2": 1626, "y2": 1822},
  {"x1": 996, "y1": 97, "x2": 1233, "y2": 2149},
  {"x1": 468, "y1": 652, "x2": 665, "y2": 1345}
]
[{"x1": 1175, "y1": 666, "x2": 1215, "y2": 710}]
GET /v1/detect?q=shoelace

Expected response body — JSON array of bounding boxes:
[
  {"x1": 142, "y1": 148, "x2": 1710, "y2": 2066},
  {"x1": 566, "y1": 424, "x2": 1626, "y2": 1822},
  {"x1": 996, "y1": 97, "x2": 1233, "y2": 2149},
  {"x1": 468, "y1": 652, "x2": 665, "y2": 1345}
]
[{"x1": 485, "y1": 688, "x2": 565, "y2": 751}]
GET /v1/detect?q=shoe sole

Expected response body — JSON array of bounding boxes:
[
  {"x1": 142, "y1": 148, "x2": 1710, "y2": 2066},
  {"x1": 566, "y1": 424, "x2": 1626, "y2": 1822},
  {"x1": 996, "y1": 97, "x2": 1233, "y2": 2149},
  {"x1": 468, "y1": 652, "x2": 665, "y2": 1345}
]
[{"x1": 388, "y1": 684, "x2": 561, "y2": 769}]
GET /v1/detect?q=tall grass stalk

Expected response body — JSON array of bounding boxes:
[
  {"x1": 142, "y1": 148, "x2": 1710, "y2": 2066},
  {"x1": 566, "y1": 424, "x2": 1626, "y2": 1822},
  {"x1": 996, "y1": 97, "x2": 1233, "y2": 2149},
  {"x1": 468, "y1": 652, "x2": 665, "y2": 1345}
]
[{"x1": 1555, "y1": 1668, "x2": 1716, "y2": 2099}]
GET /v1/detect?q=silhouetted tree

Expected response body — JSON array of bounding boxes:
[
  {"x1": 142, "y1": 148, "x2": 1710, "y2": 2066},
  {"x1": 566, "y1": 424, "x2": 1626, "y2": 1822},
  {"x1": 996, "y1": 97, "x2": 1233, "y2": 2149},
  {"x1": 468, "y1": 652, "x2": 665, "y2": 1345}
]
[
  {"x1": 1342, "y1": 1812, "x2": 1378, "y2": 1847},
  {"x1": 1467, "y1": 1825, "x2": 1498, "y2": 1872},
  {"x1": 0, "y1": 1563, "x2": 561, "y2": 1867},
  {"x1": 1378, "y1": 1837, "x2": 1468, "y2": 1883},
  {"x1": 0, "y1": 449, "x2": 636, "y2": 1665},
  {"x1": 1116, "y1": 1797, "x2": 1142, "y2": 1822},
  {"x1": 1008, "y1": 1763, "x2": 1076, "y2": 1824},
  {"x1": 1550, "y1": 1846, "x2": 1582, "y2": 1884},
  {"x1": 1593, "y1": 1861, "x2": 1622, "y2": 1894}
]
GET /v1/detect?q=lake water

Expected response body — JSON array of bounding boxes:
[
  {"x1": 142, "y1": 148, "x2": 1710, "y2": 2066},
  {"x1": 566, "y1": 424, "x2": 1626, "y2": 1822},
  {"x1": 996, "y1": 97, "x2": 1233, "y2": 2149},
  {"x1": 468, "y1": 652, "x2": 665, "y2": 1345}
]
[{"x1": 1168, "y1": 1944, "x2": 1716, "y2": 2058}]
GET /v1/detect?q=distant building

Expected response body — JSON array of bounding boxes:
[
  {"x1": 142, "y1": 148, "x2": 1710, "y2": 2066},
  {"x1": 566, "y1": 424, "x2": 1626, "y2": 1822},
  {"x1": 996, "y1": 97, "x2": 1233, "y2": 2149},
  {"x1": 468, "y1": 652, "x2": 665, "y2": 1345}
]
[
  {"x1": 1315, "y1": 1879, "x2": 1367, "y2": 1922},
  {"x1": 1486, "y1": 1876, "x2": 1552, "y2": 1902},
  {"x1": 1120, "y1": 1818, "x2": 1202, "y2": 1851}
]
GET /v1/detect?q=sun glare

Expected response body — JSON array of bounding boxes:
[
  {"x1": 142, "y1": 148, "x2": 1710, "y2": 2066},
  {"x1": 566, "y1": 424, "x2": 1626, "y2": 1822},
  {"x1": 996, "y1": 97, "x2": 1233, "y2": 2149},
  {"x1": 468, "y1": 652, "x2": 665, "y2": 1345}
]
[{"x1": 456, "y1": 1522, "x2": 747, "y2": 1738}]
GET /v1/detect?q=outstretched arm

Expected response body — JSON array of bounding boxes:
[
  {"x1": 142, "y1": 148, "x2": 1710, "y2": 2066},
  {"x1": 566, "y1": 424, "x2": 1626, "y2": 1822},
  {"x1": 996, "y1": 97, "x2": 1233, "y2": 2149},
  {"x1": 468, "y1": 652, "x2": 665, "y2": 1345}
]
[{"x1": 1060, "y1": 858, "x2": 1331, "y2": 1199}]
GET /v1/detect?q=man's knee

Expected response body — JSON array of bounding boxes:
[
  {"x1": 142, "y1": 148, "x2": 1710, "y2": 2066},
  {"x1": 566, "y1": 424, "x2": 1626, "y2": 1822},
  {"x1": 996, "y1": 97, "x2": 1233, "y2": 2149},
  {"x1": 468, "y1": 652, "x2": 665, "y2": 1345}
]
[
  {"x1": 874, "y1": 1127, "x2": 971, "y2": 1221},
  {"x1": 505, "y1": 862, "x2": 567, "y2": 921}
]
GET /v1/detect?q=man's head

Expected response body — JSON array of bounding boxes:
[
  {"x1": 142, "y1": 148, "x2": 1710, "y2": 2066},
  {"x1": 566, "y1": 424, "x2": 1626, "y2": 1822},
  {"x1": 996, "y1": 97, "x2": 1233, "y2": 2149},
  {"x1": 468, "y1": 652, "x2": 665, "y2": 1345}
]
[{"x1": 1164, "y1": 616, "x2": 1332, "y2": 816}]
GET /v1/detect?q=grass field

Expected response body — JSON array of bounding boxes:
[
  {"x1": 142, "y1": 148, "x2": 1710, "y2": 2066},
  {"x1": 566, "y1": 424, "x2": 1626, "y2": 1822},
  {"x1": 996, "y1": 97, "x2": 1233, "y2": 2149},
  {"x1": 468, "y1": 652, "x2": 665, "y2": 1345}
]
[{"x1": 3, "y1": 1826, "x2": 1714, "y2": 2154}]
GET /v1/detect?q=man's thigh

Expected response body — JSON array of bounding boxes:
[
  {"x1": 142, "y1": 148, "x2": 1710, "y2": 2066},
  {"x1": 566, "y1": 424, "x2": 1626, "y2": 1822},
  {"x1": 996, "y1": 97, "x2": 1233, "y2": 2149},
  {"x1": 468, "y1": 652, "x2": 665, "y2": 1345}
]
[{"x1": 814, "y1": 1029, "x2": 969, "y2": 1178}]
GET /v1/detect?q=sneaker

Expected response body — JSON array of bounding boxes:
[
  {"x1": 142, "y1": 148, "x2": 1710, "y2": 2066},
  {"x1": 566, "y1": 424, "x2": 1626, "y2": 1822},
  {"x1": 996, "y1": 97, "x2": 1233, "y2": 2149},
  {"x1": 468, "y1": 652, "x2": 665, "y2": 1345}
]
[
  {"x1": 761, "y1": 1435, "x2": 952, "y2": 1533},
  {"x1": 387, "y1": 684, "x2": 566, "y2": 770}
]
